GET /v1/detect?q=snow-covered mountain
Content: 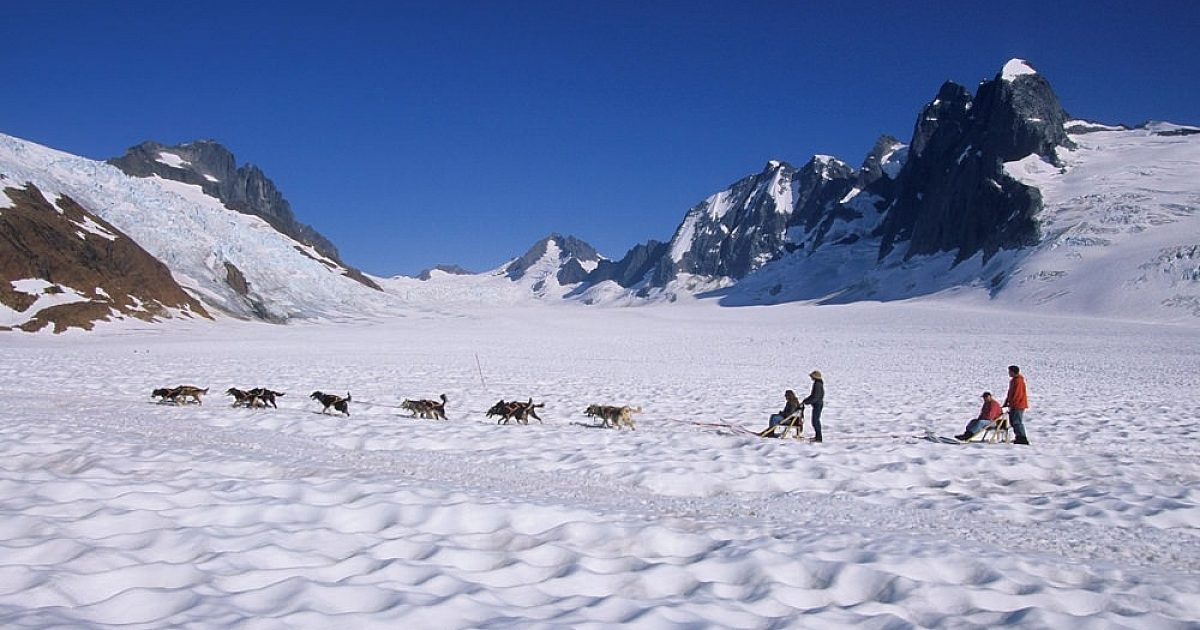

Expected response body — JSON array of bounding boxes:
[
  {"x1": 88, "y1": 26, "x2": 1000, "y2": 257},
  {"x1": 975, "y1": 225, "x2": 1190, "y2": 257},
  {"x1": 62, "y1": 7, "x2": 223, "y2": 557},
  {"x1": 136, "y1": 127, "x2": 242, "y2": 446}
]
[
  {"x1": 0, "y1": 133, "x2": 402, "y2": 329},
  {"x1": 4, "y1": 57, "x2": 1198, "y2": 331},
  {"x1": 489, "y1": 59, "x2": 1200, "y2": 322},
  {"x1": 108, "y1": 140, "x2": 380, "y2": 290}
]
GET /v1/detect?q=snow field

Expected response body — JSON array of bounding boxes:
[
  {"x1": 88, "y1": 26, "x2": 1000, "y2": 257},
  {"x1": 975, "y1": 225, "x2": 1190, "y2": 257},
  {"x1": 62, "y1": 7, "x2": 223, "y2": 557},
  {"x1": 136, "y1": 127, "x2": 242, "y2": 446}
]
[{"x1": 1, "y1": 303, "x2": 1198, "y2": 628}]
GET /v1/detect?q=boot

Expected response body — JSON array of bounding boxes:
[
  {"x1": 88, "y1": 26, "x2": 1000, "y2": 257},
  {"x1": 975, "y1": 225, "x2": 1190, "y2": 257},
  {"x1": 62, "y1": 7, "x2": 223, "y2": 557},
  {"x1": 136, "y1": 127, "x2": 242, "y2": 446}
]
[{"x1": 1014, "y1": 435, "x2": 1029, "y2": 445}]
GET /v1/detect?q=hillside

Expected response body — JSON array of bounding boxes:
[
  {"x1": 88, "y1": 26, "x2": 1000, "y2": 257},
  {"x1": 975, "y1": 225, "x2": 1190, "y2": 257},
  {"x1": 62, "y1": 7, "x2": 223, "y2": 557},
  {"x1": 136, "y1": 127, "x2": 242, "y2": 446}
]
[{"x1": 1, "y1": 134, "x2": 403, "y2": 329}]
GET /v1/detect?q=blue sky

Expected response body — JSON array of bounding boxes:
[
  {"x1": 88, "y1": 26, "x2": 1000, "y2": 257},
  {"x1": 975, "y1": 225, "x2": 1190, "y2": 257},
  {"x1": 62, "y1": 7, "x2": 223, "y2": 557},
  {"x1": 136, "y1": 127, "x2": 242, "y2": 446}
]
[{"x1": 4, "y1": 1, "x2": 1197, "y2": 276}]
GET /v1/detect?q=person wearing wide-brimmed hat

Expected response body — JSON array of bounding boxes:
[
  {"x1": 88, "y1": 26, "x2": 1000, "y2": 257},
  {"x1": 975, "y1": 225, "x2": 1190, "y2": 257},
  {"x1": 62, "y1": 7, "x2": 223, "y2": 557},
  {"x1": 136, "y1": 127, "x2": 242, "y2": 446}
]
[{"x1": 801, "y1": 370, "x2": 824, "y2": 442}]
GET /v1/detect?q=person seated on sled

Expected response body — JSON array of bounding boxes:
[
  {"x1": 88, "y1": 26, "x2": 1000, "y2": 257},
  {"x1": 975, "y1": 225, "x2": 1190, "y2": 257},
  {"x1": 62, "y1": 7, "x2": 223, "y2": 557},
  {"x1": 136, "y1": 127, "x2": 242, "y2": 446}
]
[
  {"x1": 956, "y1": 391, "x2": 1003, "y2": 441},
  {"x1": 761, "y1": 389, "x2": 802, "y2": 437}
]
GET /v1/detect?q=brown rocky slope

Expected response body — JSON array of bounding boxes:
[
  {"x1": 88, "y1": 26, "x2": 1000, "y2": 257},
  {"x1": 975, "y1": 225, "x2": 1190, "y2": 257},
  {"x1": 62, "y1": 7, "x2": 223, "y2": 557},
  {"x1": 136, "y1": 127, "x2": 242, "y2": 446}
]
[{"x1": 1, "y1": 183, "x2": 210, "y2": 332}]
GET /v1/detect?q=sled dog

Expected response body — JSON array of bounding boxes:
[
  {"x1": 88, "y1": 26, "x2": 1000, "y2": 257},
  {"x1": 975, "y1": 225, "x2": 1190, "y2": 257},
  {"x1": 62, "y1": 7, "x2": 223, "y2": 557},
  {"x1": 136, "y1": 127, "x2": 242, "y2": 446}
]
[
  {"x1": 489, "y1": 399, "x2": 543, "y2": 425},
  {"x1": 585, "y1": 404, "x2": 640, "y2": 430},
  {"x1": 310, "y1": 391, "x2": 351, "y2": 416},
  {"x1": 154, "y1": 385, "x2": 207, "y2": 404},
  {"x1": 403, "y1": 394, "x2": 448, "y2": 420}
]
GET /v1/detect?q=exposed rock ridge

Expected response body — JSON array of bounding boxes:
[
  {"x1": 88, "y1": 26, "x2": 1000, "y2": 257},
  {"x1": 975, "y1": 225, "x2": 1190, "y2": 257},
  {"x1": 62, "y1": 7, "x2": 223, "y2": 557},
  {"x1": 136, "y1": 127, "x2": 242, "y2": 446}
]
[{"x1": 1, "y1": 183, "x2": 210, "y2": 332}]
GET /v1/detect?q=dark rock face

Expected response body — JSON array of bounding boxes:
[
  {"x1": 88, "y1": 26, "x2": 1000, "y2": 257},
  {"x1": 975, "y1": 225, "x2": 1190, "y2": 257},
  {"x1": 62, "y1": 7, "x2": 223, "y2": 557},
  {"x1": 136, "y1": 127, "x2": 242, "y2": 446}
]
[
  {"x1": 415, "y1": 264, "x2": 474, "y2": 281},
  {"x1": 637, "y1": 161, "x2": 804, "y2": 285},
  {"x1": 224, "y1": 262, "x2": 250, "y2": 296},
  {"x1": 858, "y1": 135, "x2": 906, "y2": 188},
  {"x1": 784, "y1": 157, "x2": 857, "y2": 252},
  {"x1": 595, "y1": 157, "x2": 858, "y2": 288},
  {"x1": 109, "y1": 140, "x2": 379, "y2": 290},
  {"x1": 878, "y1": 60, "x2": 1073, "y2": 262},
  {"x1": 505, "y1": 233, "x2": 601, "y2": 285},
  {"x1": 589, "y1": 240, "x2": 668, "y2": 288},
  {"x1": 0, "y1": 184, "x2": 210, "y2": 332}
]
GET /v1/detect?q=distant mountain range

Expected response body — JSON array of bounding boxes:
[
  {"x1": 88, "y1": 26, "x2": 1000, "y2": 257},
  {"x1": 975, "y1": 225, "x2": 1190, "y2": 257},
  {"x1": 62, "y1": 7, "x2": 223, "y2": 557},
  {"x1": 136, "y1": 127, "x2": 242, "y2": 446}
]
[{"x1": 3, "y1": 59, "x2": 1198, "y2": 331}]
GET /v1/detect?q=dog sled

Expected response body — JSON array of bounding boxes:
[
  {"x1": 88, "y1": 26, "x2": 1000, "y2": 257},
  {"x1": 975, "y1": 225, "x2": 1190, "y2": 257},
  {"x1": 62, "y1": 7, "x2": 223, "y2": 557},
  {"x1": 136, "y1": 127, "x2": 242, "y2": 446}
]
[
  {"x1": 964, "y1": 412, "x2": 1012, "y2": 444},
  {"x1": 924, "y1": 412, "x2": 1013, "y2": 444},
  {"x1": 757, "y1": 406, "x2": 805, "y2": 439}
]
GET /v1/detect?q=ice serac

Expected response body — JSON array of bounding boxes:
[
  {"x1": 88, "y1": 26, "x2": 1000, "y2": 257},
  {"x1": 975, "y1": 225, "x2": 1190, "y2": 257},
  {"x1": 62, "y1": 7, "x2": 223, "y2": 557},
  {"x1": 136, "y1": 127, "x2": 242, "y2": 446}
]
[
  {"x1": 109, "y1": 140, "x2": 381, "y2": 290},
  {"x1": 878, "y1": 58, "x2": 1074, "y2": 262},
  {"x1": 505, "y1": 233, "x2": 602, "y2": 286},
  {"x1": 0, "y1": 183, "x2": 210, "y2": 332}
]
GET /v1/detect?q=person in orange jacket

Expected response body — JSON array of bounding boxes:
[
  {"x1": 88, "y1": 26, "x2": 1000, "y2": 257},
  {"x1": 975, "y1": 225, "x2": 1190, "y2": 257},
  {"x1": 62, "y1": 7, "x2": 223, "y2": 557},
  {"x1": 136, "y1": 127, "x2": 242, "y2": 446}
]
[{"x1": 1004, "y1": 365, "x2": 1030, "y2": 445}]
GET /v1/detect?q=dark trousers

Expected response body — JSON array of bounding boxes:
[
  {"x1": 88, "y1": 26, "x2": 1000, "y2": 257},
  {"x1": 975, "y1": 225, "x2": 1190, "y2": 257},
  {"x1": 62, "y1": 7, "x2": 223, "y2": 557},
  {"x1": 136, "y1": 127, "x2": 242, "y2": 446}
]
[{"x1": 810, "y1": 404, "x2": 823, "y2": 440}]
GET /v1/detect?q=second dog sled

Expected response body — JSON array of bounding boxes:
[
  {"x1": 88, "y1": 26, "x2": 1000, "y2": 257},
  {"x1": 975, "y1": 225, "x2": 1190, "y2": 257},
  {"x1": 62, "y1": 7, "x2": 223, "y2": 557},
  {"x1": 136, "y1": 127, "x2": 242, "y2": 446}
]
[{"x1": 757, "y1": 406, "x2": 805, "y2": 439}]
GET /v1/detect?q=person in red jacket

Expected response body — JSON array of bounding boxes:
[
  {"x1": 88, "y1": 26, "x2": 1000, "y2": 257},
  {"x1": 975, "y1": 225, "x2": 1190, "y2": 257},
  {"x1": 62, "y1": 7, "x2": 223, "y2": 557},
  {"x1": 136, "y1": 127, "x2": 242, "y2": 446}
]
[
  {"x1": 956, "y1": 392, "x2": 1004, "y2": 441},
  {"x1": 1004, "y1": 365, "x2": 1030, "y2": 445}
]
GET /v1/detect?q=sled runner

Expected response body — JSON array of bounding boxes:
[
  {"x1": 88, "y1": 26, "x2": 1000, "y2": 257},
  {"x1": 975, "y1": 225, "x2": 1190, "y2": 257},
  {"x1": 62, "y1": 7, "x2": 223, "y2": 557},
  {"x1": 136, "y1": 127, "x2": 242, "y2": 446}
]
[{"x1": 688, "y1": 420, "x2": 760, "y2": 437}]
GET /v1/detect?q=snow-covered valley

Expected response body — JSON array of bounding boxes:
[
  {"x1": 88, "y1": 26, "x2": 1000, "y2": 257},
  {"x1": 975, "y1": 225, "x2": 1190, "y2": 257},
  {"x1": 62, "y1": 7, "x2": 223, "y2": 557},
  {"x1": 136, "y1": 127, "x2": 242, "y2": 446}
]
[{"x1": 2, "y1": 303, "x2": 1197, "y2": 628}]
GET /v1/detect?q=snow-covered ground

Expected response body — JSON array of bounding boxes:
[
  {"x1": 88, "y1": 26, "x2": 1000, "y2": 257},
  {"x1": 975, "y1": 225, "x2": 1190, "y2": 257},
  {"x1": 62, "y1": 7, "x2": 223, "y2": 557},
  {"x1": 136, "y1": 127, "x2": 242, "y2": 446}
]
[{"x1": 2, "y1": 302, "x2": 1198, "y2": 628}]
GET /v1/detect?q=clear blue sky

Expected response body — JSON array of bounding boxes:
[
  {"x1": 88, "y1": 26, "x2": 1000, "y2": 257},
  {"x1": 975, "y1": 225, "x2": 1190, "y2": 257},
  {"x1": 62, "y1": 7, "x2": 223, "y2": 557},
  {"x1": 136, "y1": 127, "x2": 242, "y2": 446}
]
[{"x1": 4, "y1": 1, "x2": 1197, "y2": 276}]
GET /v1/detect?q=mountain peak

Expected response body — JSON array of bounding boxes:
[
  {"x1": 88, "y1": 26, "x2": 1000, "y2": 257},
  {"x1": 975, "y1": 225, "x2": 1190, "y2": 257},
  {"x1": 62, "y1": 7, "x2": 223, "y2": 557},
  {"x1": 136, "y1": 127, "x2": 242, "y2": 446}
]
[
  {"x1": 504, "y1": 233, "x2": 602, "y2": 285},
  {"x1": 415, "y1": 264, "x2": 474, "y2": 281}
]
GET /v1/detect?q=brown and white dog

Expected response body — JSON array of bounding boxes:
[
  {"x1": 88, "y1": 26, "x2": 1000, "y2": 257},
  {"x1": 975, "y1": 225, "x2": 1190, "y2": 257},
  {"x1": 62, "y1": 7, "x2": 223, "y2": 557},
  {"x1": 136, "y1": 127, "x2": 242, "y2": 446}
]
[
  {"x1": 585, "y1": 404, "x2": 641, "y2": 430},
  {"x1": 311, "y1": 391, "x2": 351, "y2": 416},
  {"x1": 153, "y1": 386, "x2": 207, "y2": 405},
  {"x1": 402, "y1": 394, "x2": 447, "y2": 420}
]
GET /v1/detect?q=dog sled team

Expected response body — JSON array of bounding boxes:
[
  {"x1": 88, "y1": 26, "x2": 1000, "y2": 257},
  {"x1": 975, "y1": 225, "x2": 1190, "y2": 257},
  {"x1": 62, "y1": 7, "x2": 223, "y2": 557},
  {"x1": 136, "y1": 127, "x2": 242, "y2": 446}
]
[
  {"x1": 150, "y1": 364, "x2": 1031, "y2": 444},
  {"x1": 150, "y1": 384, "x2": 632, "y2": 430}
]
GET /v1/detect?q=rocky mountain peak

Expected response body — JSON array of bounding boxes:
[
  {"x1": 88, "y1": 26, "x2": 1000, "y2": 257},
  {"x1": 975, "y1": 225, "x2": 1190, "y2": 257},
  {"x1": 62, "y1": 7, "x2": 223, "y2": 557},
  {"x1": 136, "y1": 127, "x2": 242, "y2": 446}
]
[
  {"x1": 977, "y1": 58, "x2": 1075, "y2": 162},
  {"x1": 505, "y1": 233, "x2": 602, "y2": 285},
  {"x1": 878, "y1": 58, "x2": 1073, "y2": 262}
]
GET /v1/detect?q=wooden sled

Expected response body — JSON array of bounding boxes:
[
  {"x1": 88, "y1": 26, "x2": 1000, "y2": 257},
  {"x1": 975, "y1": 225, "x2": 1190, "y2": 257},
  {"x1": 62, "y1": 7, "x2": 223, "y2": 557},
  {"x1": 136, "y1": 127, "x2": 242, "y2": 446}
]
[{"x1": 758, "y1": 407, "x2": 805, "y2": 439}]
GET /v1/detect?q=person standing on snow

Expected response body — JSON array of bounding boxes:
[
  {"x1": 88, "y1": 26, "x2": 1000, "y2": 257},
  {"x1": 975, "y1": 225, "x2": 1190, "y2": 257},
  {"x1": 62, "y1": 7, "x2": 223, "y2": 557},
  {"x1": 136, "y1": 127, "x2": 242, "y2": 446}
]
[
  {"x1": 1004, "y1": 365, "x2": 1030, "y2": 445},
  {"x1": 802, "y1": 370, "x2": 824, "y2": 442},
  {"x1": 956, "y1": 391, "x2": 1003, "y2": 441}
]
